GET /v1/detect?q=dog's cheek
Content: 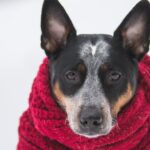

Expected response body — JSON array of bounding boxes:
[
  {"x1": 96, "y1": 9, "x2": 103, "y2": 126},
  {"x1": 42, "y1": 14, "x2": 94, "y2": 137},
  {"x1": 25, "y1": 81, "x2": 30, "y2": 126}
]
[
  {"x1": 112, "y1": 82, "x2": 133, "y2": 117},
  {"x1": 53, "y1": 81, "x2": 74, "y2": 113}
]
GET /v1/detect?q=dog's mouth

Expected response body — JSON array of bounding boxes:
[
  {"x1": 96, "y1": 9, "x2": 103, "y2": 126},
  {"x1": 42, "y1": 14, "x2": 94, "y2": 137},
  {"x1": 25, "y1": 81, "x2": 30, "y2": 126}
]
[
  {"x1": 73, "y1": 126, "x2": 114, "y2": 138},
  {"x1": 68, "y1": 115, "x2": 116, "y2": 138}
]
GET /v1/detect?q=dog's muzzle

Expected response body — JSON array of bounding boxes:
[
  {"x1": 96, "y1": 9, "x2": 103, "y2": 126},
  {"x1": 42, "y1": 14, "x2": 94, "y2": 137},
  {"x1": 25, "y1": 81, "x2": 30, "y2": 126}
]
[{"x1": 77, "y1": 106, "x2": 111, "y2": 137}]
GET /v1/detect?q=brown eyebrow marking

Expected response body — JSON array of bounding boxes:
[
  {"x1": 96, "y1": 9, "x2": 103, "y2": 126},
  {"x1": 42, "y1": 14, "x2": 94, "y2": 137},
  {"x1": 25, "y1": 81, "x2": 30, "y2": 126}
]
[
  {"x1": 112, "y1": 83, "x2": 133, "y2": 116},
  {"x1": 77, "y1": 63, "x2": 86, "y2": 73},
  {"x1": 100, "y1": 64, "x2": 109, "y2": 71}
]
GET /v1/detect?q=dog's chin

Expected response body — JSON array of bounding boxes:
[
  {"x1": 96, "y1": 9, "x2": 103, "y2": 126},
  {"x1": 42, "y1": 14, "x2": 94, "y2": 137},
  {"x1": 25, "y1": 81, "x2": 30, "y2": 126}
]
[
  {"x1": 75, "y1": 133, "x2": 102, "y2": 139},
  {"x1": 71, "y1": 127, "x2": 113, "y2": 139}
]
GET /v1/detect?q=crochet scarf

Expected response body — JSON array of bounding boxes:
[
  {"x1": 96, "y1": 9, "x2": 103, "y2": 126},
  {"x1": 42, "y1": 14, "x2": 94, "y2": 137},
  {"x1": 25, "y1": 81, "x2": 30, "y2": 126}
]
[{"x1": 18, "y1": 56, "x2": 150, "y2": 150}]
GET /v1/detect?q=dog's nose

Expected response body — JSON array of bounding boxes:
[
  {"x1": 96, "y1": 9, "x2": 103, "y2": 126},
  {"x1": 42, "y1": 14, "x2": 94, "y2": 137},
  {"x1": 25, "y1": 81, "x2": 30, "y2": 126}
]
[{"x1": 79, "y1": 106, "x2": 103, "y2": 129}]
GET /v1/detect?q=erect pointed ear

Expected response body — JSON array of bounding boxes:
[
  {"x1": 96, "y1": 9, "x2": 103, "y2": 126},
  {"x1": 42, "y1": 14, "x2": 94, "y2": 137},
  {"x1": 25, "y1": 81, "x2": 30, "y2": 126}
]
[
  {"x1": 41, "y1": 0, "x2": 76, "y2": 55},
  {"x1": 113, "y1": 0, "x2": 150, "y2": 61}
]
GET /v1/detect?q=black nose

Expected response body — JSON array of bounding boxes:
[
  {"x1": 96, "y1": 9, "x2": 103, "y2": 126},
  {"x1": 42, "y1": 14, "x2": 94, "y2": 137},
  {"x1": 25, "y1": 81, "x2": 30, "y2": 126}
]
[{"x1": 79, "y1": 106, "x2": 103, "y2": 129}]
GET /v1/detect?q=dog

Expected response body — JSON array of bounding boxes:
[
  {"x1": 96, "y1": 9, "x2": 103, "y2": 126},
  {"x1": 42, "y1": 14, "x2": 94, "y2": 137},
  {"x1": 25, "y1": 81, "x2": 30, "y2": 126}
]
[
  {"x1": 41, "y1": 0, "x2": 150, "y2": 138},
  {"x1": 18, "y1": 0, "x2": 150, "y2": 149}
]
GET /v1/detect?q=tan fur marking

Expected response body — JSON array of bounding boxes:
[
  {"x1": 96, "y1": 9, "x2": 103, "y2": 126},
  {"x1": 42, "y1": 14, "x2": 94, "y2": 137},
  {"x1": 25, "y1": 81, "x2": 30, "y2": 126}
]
[
  {"x1": 78, "y1": 63, "x2": 86, "y2": 73},
  {"x1": 112, "y1": 83, "x2": 133, "y2": 116},
  {"x1": 53, "y1": 82, "x2": 73, "y2": 112},
  {"x1": 100, "y1": 64, "x2": 108, "y2": 70},
  {"x1": 53, "y1": 82, "x2": 66, "y2": 106}
]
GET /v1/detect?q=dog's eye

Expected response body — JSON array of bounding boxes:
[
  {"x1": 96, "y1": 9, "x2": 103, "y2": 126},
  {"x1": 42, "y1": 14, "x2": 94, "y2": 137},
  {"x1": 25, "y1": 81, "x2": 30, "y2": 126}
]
[
  {"x1": 65, "y1": 71, "x2": 80, "y2": 83},
  {"x1": 107, "y1": 71, "x2": 122, "y2": 83}
]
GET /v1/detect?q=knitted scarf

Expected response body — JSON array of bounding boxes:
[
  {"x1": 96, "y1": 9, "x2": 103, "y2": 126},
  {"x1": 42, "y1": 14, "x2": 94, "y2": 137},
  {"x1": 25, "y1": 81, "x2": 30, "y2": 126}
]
[{"x1": 17, "y1": 55, "x2": 150, "y2": 150}]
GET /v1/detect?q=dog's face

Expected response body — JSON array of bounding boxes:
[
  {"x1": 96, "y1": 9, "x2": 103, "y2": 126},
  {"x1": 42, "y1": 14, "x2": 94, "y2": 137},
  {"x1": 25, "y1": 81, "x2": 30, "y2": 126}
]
[{"x1": 41, "y1": 0, "x2": 150, "y2": 138}]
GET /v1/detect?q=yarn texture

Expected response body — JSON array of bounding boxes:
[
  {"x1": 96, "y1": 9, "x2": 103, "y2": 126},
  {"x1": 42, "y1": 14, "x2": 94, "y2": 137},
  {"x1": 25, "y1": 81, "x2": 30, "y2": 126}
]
[{"x1": 17, "y1": 56, "x2": 150, "y2": 150}]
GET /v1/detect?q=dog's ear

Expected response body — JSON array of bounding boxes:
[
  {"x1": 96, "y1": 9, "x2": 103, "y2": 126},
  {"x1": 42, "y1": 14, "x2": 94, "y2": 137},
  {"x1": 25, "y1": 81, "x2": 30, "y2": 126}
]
[
  {"x1": 41, "y1": 0, "x2": 76, "y2": 56},
  {"x1": 113, "y1": 0, "x2": 150, "y2": 60}
]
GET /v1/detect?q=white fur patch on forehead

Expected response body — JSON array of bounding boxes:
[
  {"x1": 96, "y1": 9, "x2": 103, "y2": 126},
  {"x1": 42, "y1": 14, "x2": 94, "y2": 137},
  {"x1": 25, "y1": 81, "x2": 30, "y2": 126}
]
[
  {"x1": 91, "y1": 45, "x2": 97, "y2": 56},
  {"x1": 80, "y1": 40, "x2": 110, "y2": 58}
]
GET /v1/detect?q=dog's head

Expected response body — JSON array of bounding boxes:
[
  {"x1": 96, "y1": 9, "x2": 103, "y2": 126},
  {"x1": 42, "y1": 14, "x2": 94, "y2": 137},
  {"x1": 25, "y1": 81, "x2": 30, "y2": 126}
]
[{"x1": 41, "y1": 0, "x2": 150, "y2": 138}]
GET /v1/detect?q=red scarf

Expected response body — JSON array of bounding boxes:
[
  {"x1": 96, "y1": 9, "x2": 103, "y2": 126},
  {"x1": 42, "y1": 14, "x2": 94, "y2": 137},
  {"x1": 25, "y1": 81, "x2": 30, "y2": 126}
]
[{"x1": 18, "y1": 56, "x2": 150, "y2": 150}]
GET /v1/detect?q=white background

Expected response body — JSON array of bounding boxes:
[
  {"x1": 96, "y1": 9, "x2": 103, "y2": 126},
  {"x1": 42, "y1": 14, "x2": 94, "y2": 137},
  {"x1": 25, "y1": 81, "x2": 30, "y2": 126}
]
[{"x1": 0, "y1": 0, "x2": 149, "y2": 149}]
